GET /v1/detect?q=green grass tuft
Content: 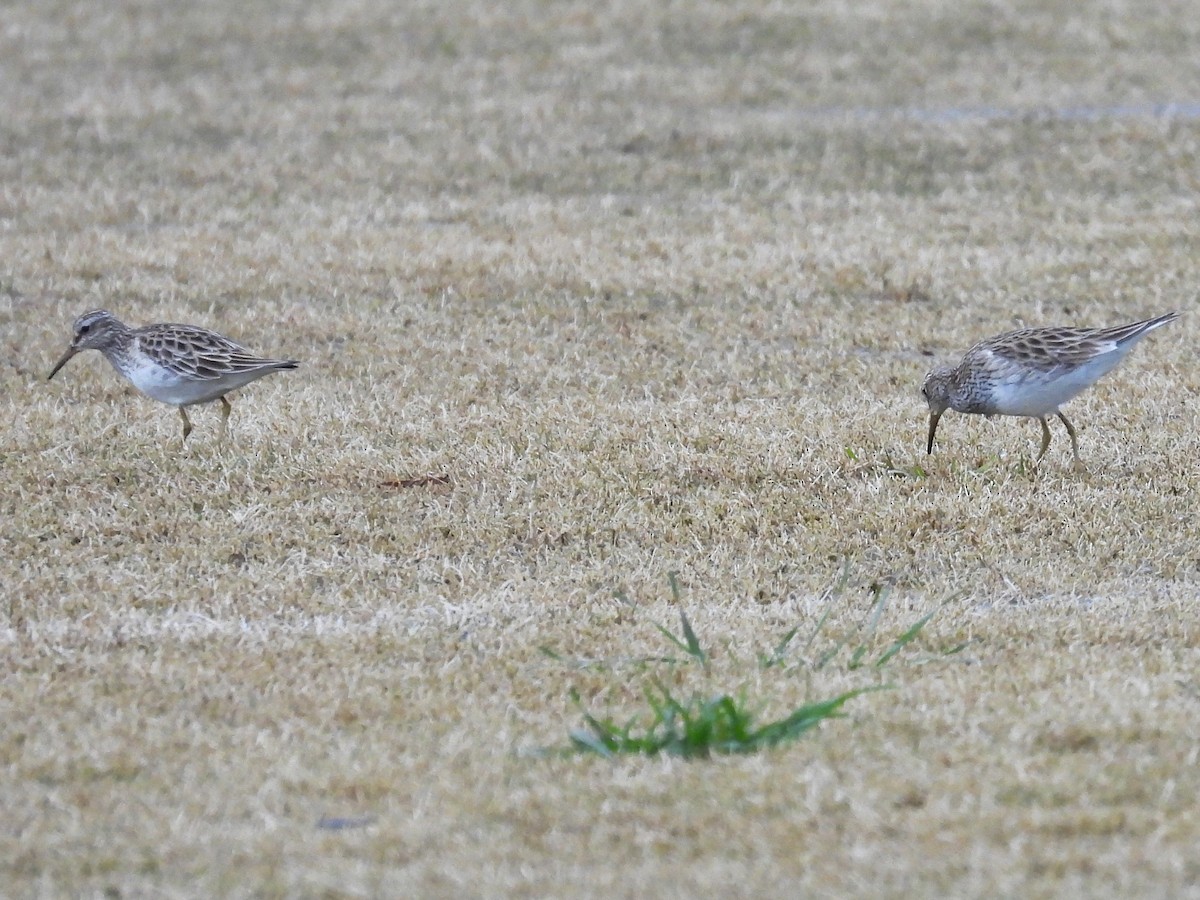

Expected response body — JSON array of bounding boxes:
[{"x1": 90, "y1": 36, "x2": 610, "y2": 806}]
[
  {"x1": 567, "y1": 681, "x2": 875, "y2": 759},
  {"x1": 549, "y1": 568, "x2": 953, "y2": 759}
]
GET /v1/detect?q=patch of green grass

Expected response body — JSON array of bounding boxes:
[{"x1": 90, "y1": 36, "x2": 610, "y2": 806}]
[
  {"x1": 549, "y1": 568, "x2": 959, "y2": 758},
  {"x1": 566, "y1": 680, "x2": 873, "y2": 759}
]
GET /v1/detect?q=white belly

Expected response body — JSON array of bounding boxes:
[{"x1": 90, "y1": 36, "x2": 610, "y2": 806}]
[
  {"x1": 124, "y1": 362, "x2": 256, "y2": 407},
  {"x1": 988, "y1": 354, "x2": 1125, "y2": 417}
]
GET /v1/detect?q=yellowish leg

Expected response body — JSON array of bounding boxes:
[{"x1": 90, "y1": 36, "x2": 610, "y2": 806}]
[
  {"x1": 1057, "y1": 412, "x2": 1084, "y2": 471},
  {"x1": 1036, "y1": 417, "x2": 1052, "y2": 462},
  {"x1": 179, "y1": 407, "x2": 193, "y2": 442},
  {"x1": 220, "y1": 395, "x2": 232, "y2": 438}
]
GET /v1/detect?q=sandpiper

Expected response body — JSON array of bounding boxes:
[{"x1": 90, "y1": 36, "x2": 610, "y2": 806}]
[
  {"x1": 48, "y1": 309, "x2": 299, "y2": 441},
  {"x1": 922, "y1": 311, "x2": 1178, "y2": 468}
]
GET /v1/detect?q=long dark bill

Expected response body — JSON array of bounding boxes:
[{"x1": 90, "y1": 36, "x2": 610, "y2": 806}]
[
  {"x1": 926, "y1": 411, "x2": 942, "y2": 455},
  {"x1": 47, "y1": 346, "x2": 78, "y2": 381}
]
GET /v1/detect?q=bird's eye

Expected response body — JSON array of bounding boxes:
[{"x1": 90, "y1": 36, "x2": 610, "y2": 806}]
[{"x1": 79, "y1": 323, "x2": 91, "y2": 334}]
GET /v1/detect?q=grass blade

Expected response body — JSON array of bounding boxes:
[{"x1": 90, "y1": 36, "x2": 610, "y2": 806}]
[
  {"x1": 803, "y1": 558, "x2": 851, "y2": 655},
  {"x1": 677, "y1": 609, "x2": 707, "y2": 666},
  {"x1": 761, "y1": 625, "x2": 800, "y2": 668},
  {"x1": 874, "y1": 609, "x2": 937, "y2": 668},
  {"x1": 654, "y1": 609, "x2": 708, "y2": 668}
]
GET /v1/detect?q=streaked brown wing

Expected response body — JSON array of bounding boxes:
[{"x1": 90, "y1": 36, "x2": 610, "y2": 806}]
[{"x1": 137, "y1": 324, "x2": 289, "y2": 380}]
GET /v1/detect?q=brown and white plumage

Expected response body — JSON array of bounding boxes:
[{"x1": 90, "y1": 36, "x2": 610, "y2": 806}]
[
  {"x1": 922, "y1": 311, "x2": 1178, "y2": 467},
  {"x1": 48, "y1": 309, "x2": 299, "y2": 440}
]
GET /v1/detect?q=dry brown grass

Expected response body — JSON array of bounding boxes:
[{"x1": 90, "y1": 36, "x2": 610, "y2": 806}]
[{"x1": 5, "y1": 0, "x2": 1200, "y2": 896}]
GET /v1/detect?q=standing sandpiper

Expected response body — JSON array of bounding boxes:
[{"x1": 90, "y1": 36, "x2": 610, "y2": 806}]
[
  {"x1": 48, "y1": 309, "x2": 299, "y2": 441},
  {"x1": 922, "y1": 311, "x2": 1178, "y2": 468}
]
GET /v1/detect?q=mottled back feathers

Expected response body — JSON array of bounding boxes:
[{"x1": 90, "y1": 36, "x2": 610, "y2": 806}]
[
  {"x1": 963, "y1": 312, "x2": 1179, "y2": 374},
  {"x1": 135, "y1": 324, "x2": 298, "y2": 381}
]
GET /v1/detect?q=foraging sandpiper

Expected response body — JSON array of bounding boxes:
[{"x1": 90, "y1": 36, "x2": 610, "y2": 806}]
[
  {"x1": 48, "y1": 309, "x2": 299, "y2": 441},
  {"x1": 922, "y1": 311, "x2": 1179, "y2": 467}
]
